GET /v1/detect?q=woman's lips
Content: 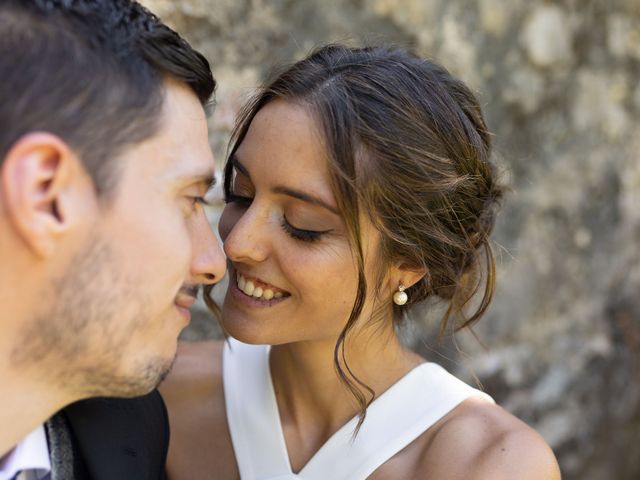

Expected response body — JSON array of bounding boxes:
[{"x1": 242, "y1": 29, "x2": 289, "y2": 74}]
[
  {"x1": 235, "y1": 272, "x2": 288, "y2": 301},
  {"x1": 230, "y1": 271, "x2": 290, "y2": 307}
]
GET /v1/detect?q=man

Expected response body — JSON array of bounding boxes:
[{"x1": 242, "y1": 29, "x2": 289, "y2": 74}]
[{"x1": 0, "y1": 0, "x2": 226, "y2": 478}]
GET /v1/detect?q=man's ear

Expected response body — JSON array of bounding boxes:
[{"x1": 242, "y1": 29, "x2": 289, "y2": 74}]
[{"x1": 1, "y1": 132, "x2": 91, "y2": 258}]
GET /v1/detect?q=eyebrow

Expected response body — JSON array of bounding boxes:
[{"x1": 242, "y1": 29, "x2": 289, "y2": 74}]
[
  {"x1": 231, "y1": 154, "x2": 339, "y2": 215},
  {"x1": 179, "y1": 171, "x2": 217, "y2": 192}
]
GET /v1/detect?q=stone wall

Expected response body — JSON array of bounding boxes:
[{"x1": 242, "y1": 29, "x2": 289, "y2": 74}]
[{"x1": 141, "y1": 1, "x2": 640, "y2": 478}]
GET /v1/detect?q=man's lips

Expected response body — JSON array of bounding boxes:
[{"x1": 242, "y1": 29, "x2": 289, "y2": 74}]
[{"x1": 174, "y1": 294, "x2": 197, "y2": 309}]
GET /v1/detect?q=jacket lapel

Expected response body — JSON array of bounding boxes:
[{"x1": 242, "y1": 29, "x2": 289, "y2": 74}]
[
  {"x1": 45, "y1": 413, "x2": 83, "y2": 480},
  {"x1": 44, "y1": 391, "x2": 168, "y2": 480}
]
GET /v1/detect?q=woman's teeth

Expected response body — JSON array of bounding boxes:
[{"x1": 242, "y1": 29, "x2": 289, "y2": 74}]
[{"x1": 237, "y1": 273, "x2": 284, "y2": 301}]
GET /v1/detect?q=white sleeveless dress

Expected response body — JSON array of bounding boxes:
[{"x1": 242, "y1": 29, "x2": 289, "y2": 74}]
[{"x1": 223, "y1": 338, "x2": 494, "y2": 480}]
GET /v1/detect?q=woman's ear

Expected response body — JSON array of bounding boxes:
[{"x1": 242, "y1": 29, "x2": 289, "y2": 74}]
[
  {"x1": 1, "y1": 132, "x2": 90, "y2": 258},
  {"x1": 387, "y1": 262, "x2": 428, "y2": 292}
]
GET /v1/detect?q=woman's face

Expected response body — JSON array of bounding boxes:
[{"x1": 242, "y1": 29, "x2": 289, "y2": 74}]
[{"x1": 218, "y1": 99, "x2": 383, "y2": 345}]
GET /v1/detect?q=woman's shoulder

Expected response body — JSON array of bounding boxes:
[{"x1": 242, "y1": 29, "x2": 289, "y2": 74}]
[{"x1": 417, "y1": 397, "x2": 561, "y2": 479}]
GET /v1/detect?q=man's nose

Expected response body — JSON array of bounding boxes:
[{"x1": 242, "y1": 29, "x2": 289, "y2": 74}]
[{"x1": 190, "y1": 210, "x2": 226, "y2": 285}]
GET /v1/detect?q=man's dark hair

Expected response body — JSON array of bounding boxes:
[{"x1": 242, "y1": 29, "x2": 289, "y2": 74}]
[{"x1": 0, "y1": 0, "x2": 216, "y2": 194}]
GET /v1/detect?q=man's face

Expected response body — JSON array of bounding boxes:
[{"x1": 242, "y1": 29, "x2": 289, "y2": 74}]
[{"x1": 17, "y1": 79, "x2": 225, "y2": 398}]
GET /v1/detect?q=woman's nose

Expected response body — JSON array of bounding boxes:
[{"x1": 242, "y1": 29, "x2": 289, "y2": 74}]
[{"x1": 219, "y1": 203, "x2": 270, "y2": 265}]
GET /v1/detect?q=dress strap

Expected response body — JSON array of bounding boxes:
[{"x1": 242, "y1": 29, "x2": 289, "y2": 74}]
[
  {"x1": 299, "y1": 363, "x2": 494, "y2": 480},
  {"x1": 223, "y1": 339, "x2": 294, "y2": 479},
  {"x1": 223, "y1": 338, "x2": 494, "y2": 480}
]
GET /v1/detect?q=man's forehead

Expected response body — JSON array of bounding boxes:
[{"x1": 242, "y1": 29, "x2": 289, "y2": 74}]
[
  {"x1": 160, "y1": 78, "x2": 210, "y2": 134},
  {"x1": 152, "y1": 85, "x2": 215, "y2": 179}
]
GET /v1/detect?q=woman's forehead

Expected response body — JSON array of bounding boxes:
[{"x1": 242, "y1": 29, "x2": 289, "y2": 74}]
[{"x1": 235, "y1": 101, "x2": 331, "y2": 185}]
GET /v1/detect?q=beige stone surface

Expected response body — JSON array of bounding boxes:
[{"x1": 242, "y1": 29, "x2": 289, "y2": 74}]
[{"x1": 141, "y1": 1, "x2": 640, "y2": 478}]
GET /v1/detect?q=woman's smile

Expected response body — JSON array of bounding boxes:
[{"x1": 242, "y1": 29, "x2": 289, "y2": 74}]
[
  {"x1": 230, "y1": 268, "x2": 290, "y2": 308},
  {"x1": 217, "y1": 100, "x2": 361, "y2": 345}
]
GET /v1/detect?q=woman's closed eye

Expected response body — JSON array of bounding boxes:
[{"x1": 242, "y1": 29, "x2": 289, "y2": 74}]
[
  {"x1": 225, "y1": 190, "x2": 332, "y2": 242},
  {"x1": 281, "y1": 217, "x2": 331, "y2": 242},
  {"x1": 225, "y1": 192, "x2": 253, "y2": 206}
]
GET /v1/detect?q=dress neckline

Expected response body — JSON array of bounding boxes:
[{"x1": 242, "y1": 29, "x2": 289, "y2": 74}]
[
  {"x1": 223, "y1": 338, "x2": 494, "y2": 480},
  {"x1": 264, "y1": 345, "x2": 432, "y2": 476}
]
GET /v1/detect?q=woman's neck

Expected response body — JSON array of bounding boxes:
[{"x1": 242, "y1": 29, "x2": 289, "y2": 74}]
[{"x1": 269, "y1": 321, "x2": 424, "y2": 470}]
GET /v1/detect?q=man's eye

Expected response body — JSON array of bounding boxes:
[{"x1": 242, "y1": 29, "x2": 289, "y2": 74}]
[
  {"x1": 182, "y1": 196, "x2": 210, "y2": 217},
  {"x1": 192, "y1": 196, "x2": 212, "y2": 207}
]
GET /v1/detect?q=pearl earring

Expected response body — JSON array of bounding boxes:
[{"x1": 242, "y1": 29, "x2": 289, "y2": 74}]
[{"x1": 393, "y1": 284, "x2": 408, "y2": 306}]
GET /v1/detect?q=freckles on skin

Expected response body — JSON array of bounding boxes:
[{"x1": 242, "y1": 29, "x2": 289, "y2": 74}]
[
  {"x1": 238, "y1": 102, "x2": 333, "y2": 207},
  {"x1": 221, "y1": 100, "x2": 389, "y2": 343}
]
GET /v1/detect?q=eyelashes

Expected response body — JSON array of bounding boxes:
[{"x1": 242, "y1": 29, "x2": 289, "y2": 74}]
[
  {"x1": 185, "y1": 183, "x2": 217, "y2": 216},
  {"x1": 280, "y1": 219, "x2": 329, "y2": 242},
  {"x1": 193, "y1": 196, "x2": 212, "y2": 206},
  {"x1": 183, "y1": 195, "x2": 211, "y2": 218},
  {"x1": 224, "y1": 193, "x2": 330, "y2": 243},
  {"x1": 224, "y1": 192, "x2": 252, "y2": 206}
]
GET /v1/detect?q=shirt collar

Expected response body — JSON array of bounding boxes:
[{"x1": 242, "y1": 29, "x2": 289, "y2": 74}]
[{"x1": 0, "y1": 425, "x2": 51, "y2": 480}]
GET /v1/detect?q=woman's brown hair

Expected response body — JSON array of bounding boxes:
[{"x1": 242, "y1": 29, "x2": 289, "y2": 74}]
[{"x1": 209, "y1": 44, "x2": 504, "y2": 432}]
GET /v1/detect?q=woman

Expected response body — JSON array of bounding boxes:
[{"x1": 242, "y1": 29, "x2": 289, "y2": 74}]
[{"x1": 161, "y1": 44, "x2": 560, "y2": 479}]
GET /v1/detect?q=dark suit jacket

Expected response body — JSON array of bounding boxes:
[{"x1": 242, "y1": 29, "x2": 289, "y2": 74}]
[{"x1": 45, "y1": 390, "x2": 169, "y2": 480}]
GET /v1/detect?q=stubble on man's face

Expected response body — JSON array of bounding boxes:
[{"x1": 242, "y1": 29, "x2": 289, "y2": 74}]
[{"x1": 12, "y1": 234, "x2": 174, "y2": 399}]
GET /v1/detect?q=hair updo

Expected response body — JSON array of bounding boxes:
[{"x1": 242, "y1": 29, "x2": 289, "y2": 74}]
[{"x1": 217, "y1": 44, "x2": 504, "y2": 431}]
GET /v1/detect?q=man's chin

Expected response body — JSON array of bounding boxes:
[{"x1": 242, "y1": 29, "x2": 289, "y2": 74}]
[
  {"x1": 156, "y1": 349, "x2": 179, "y2": 386},
  {"x1": 130, "y1": 354, "x2": 176, "y2": 394},
  {"x1": 78, "y1": 354, "x2": 175, "y2": 399}
]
